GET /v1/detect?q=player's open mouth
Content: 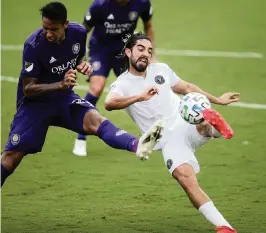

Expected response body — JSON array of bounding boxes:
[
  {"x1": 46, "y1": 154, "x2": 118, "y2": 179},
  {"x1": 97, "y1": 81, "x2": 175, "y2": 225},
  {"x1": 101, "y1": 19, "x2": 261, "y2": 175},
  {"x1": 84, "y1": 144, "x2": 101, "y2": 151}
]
[{"x1": 138, "y1": 58, "x2": 148, "y2": 64}]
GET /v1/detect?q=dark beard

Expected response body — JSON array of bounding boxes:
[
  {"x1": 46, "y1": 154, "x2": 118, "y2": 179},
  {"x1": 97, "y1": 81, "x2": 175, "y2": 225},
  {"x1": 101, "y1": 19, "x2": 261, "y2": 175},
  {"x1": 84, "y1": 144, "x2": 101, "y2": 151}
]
[{"x1": 131, "y1": 60, "x2": 148, "y2": 72}]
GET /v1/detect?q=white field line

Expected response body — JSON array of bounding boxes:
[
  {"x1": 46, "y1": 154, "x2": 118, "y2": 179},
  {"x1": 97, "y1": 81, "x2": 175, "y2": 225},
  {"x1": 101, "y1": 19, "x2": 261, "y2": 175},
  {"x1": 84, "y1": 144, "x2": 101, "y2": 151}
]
[
  {"x1": 1, "y1": 44, "x2": 264, "y2": 59},
  {"x1": 1, "y1": 75, "x2": 266, "y2": 110}
]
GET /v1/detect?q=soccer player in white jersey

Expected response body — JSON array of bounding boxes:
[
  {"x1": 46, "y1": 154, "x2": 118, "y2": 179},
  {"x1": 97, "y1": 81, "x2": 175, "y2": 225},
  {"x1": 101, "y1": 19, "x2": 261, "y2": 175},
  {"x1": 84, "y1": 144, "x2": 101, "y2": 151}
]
[{"x1": 104, "y1": 32, "x2": 240, "y2": 233}]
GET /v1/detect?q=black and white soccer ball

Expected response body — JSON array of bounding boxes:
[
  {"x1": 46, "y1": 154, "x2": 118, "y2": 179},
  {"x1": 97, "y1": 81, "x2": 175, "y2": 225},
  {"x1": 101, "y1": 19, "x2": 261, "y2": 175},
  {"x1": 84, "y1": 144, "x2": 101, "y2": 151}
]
[{"x1": 179, "y1": 92, "x2": 211, "y2": 124}]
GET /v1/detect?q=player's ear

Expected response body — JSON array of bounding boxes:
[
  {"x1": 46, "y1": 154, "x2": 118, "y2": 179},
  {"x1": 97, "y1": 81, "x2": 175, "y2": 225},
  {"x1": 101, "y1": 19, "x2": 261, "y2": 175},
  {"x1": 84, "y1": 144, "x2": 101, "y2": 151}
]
[
  {"x1": 63, "y1": 21, "x2": 69, "y2": 29},
  {"x1": 125, "y1": 48, "x2": 132, "y2": 58}
]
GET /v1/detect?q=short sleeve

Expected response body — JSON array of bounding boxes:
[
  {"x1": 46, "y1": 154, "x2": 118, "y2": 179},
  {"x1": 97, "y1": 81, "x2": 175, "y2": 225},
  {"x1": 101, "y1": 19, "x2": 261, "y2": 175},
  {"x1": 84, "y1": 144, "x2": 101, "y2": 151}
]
[
  {"x1": 168, "y1": 66, "x2": 181, "y2": 87},
  {"x1": 78, "y1": 29, "x2": 87, "y2": 59},
  {"x1": 83, "y1": 1, "x2": 101, "y2": 28},
  {"x1": 109, "y1": 81, "x2": 125, "y2": 96},
  {"x1": 21, "y1": 43, "x2": 41, "y2": 78},
  {"x1": 140, "y1": 0, "x2": 153, "y2": 22}
]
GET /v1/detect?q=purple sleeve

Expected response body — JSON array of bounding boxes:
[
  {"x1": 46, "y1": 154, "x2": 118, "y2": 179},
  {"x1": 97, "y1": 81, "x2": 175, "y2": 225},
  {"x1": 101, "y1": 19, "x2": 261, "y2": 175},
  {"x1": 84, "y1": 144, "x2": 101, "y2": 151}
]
[
  {"x1": 140, "y1": 0, "x2": 153, "y2": 22},
  {"x1": 77, "y1": 29, "x2": 87, "y2": 63},
  {"x1": 83, "y1": 1, "x2": 101, "y2": 28},
  {"x1": 21, "y1": 43, "x2": 41, "y2": 78}
]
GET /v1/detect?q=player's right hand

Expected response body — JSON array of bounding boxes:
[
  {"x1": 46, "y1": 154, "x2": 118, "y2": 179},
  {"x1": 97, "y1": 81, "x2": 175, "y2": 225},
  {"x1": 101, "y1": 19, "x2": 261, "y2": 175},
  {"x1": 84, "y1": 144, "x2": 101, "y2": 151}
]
[
  {"x1": 139, "y1": 86, "x2": 159, "y2": 101},
  {"x1": 60, "y1": 69, "x2": 78, "y2": 89}
]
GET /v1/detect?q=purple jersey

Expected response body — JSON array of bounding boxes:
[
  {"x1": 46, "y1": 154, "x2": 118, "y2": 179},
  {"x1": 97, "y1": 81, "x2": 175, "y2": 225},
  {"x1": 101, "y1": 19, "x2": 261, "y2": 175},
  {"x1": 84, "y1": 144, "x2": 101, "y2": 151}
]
[
  {"x1": 84, "y1": 0, "x2": 152, "y2": 53},
  {"x1": 17, "y1": 22, "x2": 87, "y2": 106}
]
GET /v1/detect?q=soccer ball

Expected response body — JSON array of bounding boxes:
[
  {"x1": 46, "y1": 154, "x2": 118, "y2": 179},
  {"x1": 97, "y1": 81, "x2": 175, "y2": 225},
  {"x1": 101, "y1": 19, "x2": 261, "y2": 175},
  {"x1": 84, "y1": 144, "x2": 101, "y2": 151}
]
[{"x1": 179, "y1": 92, "x2": 211, "y2": 124}]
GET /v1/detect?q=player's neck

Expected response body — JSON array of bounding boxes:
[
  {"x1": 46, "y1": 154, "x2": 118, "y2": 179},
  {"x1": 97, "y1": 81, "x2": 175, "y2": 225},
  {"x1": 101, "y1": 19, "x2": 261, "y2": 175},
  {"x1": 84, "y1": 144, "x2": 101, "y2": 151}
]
[{"x1": 129, "y1": 67, "x2": 147, "y2": 78}]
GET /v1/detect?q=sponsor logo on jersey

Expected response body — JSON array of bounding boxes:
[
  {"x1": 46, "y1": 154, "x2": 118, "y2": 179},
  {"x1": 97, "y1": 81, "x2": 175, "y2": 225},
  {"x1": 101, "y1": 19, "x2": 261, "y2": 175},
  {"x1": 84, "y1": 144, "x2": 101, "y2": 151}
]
[
  {"x1": 51, "y1": 57, "x2": 78, "y2": 74},
  {"x1": 104, "y1": 22, "x2": 134, "y2": 34},
  {"x1": 72, "y1": 43, "x2": 80, "y2": 54},
  {"x1": 154, "y1": 75, "x2": 165, "y2": 84}
]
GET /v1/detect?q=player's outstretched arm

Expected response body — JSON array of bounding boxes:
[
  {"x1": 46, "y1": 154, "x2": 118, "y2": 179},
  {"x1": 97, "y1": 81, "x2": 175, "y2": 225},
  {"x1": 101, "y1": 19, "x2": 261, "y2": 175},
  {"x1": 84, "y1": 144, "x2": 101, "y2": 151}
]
[
  {"x1": 23, "y1": 69, "x2": 78, "y2": 97},
  {"x1": 171, "y1": 80, "x2": 240, "y2": 105},
  {"x1": 105, "y1": 87, "x2": 159, "y2": 111}
]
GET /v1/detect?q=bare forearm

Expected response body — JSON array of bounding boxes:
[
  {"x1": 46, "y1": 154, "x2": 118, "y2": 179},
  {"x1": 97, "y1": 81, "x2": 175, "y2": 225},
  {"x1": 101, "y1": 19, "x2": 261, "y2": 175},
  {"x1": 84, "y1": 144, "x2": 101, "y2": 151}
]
[
  {"x1": 186, "y1": 83, "x2": 220, "y2": 104},
  {"x1": 105, "y1": 95, "x2": 141, "y2": 111},
  {"x1": 24, "y1": 82, "x2": 63, "y2": 97}
]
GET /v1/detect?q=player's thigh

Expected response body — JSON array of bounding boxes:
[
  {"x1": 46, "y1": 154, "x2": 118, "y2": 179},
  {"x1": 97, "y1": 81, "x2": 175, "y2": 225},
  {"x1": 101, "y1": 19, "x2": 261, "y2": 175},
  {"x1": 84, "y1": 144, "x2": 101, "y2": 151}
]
[
  {"x1": 186, "y1": 124, "x2": 211, "y2": 150},
  {"x1": 89, "y1": 75, "x2": 107, "y2": 96},
  {"x1": 162, "y1": 126, "x2": 201, "y2": 175},
  {"x1": 4, "y1": 102, "x2": 52, "y2": 155},
  {"x1": 55, "y1": 95, "x2": 104, "y2": 134},
  {"x1": 162, "y1": 139, "x2": 200, "y2": 176}
]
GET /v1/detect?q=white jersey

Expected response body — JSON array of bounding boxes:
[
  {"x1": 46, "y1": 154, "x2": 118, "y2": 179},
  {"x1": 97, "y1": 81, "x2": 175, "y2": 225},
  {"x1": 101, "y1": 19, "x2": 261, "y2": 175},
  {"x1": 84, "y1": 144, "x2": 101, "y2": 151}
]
[{"x1": 109, "y1": 63, "x2": 185, "y2": 134}]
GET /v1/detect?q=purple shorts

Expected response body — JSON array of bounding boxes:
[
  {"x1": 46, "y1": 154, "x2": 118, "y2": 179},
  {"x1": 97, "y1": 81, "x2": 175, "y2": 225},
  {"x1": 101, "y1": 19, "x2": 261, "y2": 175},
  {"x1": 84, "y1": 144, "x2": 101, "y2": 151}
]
[
  {"x1": 4, "y1": 93, "x2": 96, "y2": 155},
  {"x1": 88, "y1": 49, "x2": 124, "y2": 78}
]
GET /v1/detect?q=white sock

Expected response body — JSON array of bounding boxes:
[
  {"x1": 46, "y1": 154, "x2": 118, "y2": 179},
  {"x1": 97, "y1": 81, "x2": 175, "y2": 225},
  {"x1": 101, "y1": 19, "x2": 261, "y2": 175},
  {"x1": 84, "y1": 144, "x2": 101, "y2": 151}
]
[
  {"x1": 211, "y1": 126, "x2": 221, "y2": 138},
  {"x1": 199, "y1": 201, "x2": 233, "y2": 229}
]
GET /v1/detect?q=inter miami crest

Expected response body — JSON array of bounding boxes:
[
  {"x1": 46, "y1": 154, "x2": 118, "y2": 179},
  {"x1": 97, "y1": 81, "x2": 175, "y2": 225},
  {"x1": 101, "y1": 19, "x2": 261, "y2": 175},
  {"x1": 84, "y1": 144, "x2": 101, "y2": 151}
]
[{"x1": 154, "y1": 75, "x2": 165, "y2": 84}]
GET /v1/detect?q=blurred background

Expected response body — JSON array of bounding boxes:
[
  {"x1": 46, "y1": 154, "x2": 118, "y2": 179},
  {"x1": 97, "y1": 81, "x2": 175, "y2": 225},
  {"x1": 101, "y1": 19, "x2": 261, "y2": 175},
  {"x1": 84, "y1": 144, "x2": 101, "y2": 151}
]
[{"x1": 1, "y1": 0, "x2": 266, "y2": 232}]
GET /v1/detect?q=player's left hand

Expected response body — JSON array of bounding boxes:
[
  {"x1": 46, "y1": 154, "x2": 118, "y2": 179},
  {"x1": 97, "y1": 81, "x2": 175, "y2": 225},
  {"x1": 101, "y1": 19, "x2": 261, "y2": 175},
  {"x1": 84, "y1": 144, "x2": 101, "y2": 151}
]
[
  {"x1": 76, "y1": 61, "x2": 93, "y2": 75},
  {"x1": 218, "y1": 92, "x2": 240, "y2": 105}
]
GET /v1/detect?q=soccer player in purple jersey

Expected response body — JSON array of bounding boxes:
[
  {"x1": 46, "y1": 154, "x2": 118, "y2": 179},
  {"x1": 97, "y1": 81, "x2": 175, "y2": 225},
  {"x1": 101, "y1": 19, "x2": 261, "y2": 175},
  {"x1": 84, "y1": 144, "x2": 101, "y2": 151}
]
[
  {"x1": 73, "y1": 0, "x2": 155, "y2": 156},
  {"x1": 1, "y1": 2, "x2": 164, "y2": 187}
]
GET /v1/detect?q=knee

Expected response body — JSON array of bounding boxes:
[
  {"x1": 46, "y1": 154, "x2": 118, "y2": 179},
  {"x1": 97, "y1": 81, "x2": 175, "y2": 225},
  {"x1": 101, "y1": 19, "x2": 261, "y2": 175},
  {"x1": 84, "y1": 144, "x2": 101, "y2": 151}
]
[
  {"x1": 172, "y1": 165, "x2": 199, "y2": 192},
  {"x1": 83, "y1": 110, "x2": 106, "y2": 134},
  {"x1": 1, "y1": 151, "x2": 24, "y2": 170},
  {"x1": 89, "y1": 77, "x2": 106, "y2": 97}
]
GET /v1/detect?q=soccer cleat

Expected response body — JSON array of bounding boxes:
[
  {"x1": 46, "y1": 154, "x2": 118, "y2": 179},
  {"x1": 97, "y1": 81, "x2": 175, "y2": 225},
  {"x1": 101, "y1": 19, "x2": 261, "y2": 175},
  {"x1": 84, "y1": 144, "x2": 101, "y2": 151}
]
[
  {"x1": 73, "y1": 139, "x2": 87, "y2": 156},
  {"x1": 136, "y1": 120, "x2": 165, "y2": 160},
  {"x1": 216, "y1": 226, "x2": 237, "y2": 233},
  {"x1": 203, "y1": 108, "x2": 234, "y2": 139}
]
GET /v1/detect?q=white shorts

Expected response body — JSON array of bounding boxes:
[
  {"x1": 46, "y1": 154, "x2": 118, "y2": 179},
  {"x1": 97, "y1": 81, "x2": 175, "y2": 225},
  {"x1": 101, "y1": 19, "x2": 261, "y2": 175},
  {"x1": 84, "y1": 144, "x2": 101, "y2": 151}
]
[{"x1": 154, "y1": 122, "x2": 211, "y2": 175}]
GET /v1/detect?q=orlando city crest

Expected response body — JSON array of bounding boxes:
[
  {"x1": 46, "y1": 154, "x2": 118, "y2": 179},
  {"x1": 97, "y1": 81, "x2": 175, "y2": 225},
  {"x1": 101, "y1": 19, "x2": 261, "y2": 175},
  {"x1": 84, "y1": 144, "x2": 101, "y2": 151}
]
[
  {"x1": 129, "y1": 11, "x2": 138, "y2": 21},
  {"x1": 72, "y1": 43, "x2": 80, "y2": 54}
]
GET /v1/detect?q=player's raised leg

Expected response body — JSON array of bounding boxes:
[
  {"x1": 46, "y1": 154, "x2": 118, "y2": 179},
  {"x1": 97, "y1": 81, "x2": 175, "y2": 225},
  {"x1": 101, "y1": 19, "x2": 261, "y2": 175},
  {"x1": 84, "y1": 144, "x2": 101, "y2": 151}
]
[
  {"x1": 195, "y1": 108, "x2": 234, "y2": 140},
  {"x1": 172, "y1": 164, "x2": 237, "y2": 233},
  {"x1": 74, "y1": 58, "x2": 109, "y2": 156},
  {"x1": 81, "y1": 109, "x2": 164, "y2": 158},
  {"x1": 202, "y1": 108, "x2": 234, "y2": 139}
]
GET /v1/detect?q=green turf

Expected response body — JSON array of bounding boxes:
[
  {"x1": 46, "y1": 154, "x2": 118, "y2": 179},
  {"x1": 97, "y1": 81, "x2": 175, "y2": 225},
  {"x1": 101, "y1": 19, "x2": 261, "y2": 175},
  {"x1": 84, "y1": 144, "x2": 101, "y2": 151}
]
[{"x1": 1, "y1": 0, "x2": 266, "y2": 232}]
